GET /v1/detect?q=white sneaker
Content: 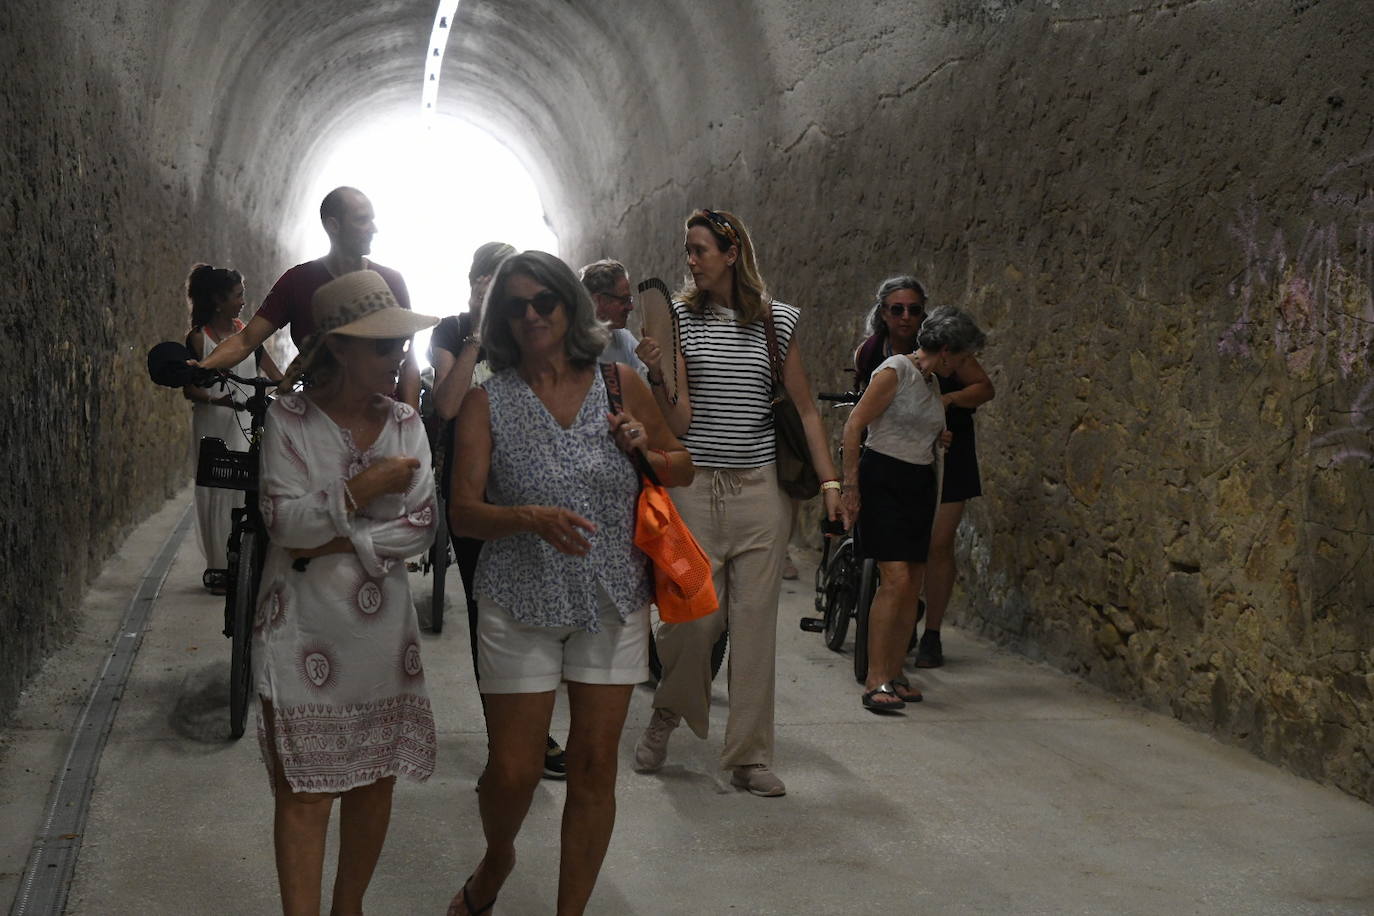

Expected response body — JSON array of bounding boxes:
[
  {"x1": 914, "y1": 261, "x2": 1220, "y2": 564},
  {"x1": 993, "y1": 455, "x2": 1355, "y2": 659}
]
[
  {"x1": 634, "y1": 708, "x2": 679, "y2": 772},
  {"x1": 730, "y1": 764, "x2": 786, "y2": 797}
]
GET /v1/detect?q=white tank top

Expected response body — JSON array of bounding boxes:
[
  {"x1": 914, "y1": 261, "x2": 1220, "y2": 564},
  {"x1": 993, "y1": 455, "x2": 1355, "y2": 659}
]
[{"x1": 863, "y1": 355, "x2": 945, "y2": 466}]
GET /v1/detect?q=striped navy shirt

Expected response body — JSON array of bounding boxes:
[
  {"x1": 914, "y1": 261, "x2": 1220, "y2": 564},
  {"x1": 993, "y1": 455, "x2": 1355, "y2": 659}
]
[{"x1": 674, "y1": 299, "x2": 800, "y2": 468}]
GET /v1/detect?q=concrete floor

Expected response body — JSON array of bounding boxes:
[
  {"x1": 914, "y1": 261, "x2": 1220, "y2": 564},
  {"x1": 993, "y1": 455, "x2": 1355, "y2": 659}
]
[{"x1": 3, "y1": 489, "x2": 1373, "y2": 915}]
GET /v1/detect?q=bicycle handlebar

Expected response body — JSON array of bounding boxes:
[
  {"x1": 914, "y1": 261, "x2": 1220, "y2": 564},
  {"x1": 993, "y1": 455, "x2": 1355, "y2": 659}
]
[
  {"x1": 817, "y1": 391, "x2": 860, "y2": 404},
  {"x1": 146, "y1": 341, "x2": 276, "y2": 391}
]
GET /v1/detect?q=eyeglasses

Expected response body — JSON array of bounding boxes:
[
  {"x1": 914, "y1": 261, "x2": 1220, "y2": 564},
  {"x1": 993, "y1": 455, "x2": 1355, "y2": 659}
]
[
  {"x1": 372, "y1": 337, "x2": 412, "y2": 356},
  {"x1": 885, "y1": 303, "x2": 924, "y2": 318},
  {"x1": 599, "y1": 292, "x2": 634, "y2": 307},
  {"x1": 501, "y1": 290, "x2": 563, "y2": 318}
]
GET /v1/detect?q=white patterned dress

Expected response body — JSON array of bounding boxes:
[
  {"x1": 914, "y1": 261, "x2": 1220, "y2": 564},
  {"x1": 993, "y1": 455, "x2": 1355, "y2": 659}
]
[{"x1": 253, "y1": 392, "x2": 438, "y2": 793}]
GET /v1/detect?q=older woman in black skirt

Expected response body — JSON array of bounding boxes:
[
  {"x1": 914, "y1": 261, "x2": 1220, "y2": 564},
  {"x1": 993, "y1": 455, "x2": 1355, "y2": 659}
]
[{"x1": 839, "y1": 307, "x2": 986, "y2": 711}]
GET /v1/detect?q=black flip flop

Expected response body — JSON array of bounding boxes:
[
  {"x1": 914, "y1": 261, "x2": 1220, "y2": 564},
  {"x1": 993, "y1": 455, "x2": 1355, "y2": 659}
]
[
  {"x1": 861, "y1": 683, "x2": 906, "y2": 714},
  {"x1": 448, "y1": 875, "x2": 497, "y2": 916}
]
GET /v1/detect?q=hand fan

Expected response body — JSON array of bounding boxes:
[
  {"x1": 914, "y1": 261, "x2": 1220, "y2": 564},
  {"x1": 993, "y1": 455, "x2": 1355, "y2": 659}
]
[{"x1": 636, "y1": 277, "x2": 680, "y2": 405}]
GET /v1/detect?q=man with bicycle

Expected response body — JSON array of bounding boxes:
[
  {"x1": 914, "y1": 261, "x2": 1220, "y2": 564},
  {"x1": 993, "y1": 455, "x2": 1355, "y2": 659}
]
[{"x1": 194, "y1": 186, "x2": 421, "y2": 407}]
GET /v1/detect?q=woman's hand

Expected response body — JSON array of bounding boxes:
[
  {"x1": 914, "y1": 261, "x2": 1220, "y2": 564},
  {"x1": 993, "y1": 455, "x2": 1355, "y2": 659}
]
[
  {"x1": 822, "y1": 486, "x2": 841, "y2": 522},
  {"x1": 527, "y1": 506, "x2": 597, "y2": 556},
  {"x1": 607, "y1": 410, "x2": 649, "y2": 456},
  {"x1": 939, "y1": 429, "x2": 953, "y2": 448},
  {"x1": 635, "y1": 335, "x2": 663, "y2": 380},
  {"x1": 840, "y1": 487, "x2": 860, "y2": 532},
  {"x1": 349, "y1": 456, "x2": 421, "y2": 508},
  {"x1": 469, "y1": 274, "x2": 492, "y2": 314},
  {"x1": 288, "y1": 536, "x2": 354, "y2": 560}
]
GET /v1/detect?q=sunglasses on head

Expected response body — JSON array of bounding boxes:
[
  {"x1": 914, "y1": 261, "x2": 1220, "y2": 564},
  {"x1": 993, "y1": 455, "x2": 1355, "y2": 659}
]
[
  {"x1": 371, "y1": 337, "x2": 412, "y2": 356},
  {"x1": 501, "y1": 290, "x2": 563, "y2": 318},
  {"x1": 885, "y1": 303, "x2": 924, "y2": 318}
]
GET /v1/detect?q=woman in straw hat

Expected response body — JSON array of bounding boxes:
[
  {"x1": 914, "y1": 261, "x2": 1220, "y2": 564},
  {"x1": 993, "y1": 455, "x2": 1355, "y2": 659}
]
[
  {"x1": 255, "y1": 269, "x2": 440, "y2": 915},
  {"x1": 446, "y1": 250, "x2": 693, "y2": 916}
]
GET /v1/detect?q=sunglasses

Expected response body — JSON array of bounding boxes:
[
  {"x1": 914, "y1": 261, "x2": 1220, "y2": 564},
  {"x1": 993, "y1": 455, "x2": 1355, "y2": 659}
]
[
  {"x1": 885, "y1": 303, "x2": 925, "y2": 318},
  {"x1": 371, "y1": 337, "x2": 412, "y2": 356},
  {"x1": 501, "y1": 290, "x2": 563, "y2": 318}
]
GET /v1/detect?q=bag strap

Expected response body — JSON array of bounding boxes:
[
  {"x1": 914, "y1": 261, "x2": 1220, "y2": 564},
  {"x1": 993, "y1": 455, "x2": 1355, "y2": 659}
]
[
  {"x1": 761, "y1": 306, "x2": 785, "y2": 401},
  {"x1": 599, "y1": 363, "x2": 661, "y2": 486}
]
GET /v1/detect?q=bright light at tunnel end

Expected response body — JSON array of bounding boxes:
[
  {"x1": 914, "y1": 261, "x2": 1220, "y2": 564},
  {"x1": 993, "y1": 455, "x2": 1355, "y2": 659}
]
[
  {"x1": 295, "y1": 113, "x2": 558, "y2": 369},
  {"x1": 282, "y1": 0, "x2": 555, "y2": 370}
]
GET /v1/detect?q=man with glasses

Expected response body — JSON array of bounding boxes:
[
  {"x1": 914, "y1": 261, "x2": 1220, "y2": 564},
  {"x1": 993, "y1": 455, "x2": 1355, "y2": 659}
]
[
  {"x1": 195, "y1": 186, "x2": 420, "y2": 407},
  {"x1": 579, "y1": 258, "x2": 646, "y2": 372}
]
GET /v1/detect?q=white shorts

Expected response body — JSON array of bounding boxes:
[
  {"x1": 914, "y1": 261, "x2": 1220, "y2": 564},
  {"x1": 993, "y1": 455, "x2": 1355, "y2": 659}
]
[{"x1": 476, "y1": 590, "x2": 650, "y2": 694}]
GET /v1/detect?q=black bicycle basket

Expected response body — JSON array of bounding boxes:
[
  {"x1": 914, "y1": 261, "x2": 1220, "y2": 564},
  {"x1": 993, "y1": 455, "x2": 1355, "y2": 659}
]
[{"x1": 196, "y1": 437, "x2": 257, "y2": 491}]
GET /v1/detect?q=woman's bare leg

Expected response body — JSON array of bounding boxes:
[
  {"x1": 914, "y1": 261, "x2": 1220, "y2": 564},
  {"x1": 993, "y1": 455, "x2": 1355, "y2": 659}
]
[
  {"x1": 557, "y1": 683, "x2": 634, "y2": 915},
  {"x1": 264, "y1": 700, "x2": 335, "y2": 916},
  {"x1": 864, "y1": 562, "x2": 924, "y2": 693},
  {"x1": 924, "y1": 501, "x2": 965, "y2": 631},
  {"x1": 451, "y1": 691, "x2": 555, "y2": 914},
  {"x1": 329, "y1": 776, "x2": 396, "y2": 915}
]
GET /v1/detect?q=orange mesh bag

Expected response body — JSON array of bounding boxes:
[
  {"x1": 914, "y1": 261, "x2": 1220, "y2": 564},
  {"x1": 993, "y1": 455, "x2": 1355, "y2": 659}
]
[
  {"x1": 634, "y1": 480, "x2": 717, "y2": 623},
  {"x1": 599, "y1": 364, "x2": 717, "y2": 623}
]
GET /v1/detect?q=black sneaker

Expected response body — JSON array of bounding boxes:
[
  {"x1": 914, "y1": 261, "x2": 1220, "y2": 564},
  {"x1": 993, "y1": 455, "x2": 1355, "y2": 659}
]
[
  {"x1": 914, "y1": 630, "x2": 943, "y2": 668},
  {"x1": 543, "y1": 735, "x2": 567, "y2": 780}
]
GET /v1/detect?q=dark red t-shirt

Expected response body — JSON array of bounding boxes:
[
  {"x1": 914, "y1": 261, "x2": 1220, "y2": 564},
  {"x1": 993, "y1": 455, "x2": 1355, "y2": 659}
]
[{"x1": 256, "y1": 259, "x2": 411, "y2": 348}]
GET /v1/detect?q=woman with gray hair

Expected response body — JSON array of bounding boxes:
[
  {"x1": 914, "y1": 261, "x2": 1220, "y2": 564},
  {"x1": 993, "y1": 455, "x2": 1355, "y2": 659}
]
[
  {"x1": 839, "y1": 306, "x2": 986, "y2": 712},
  {"x1": 853, "y1": 277, "x2": 995, "y2": 669},
  {"x1": 447, "y1": 250, "x2": 694, "y2": 915}
]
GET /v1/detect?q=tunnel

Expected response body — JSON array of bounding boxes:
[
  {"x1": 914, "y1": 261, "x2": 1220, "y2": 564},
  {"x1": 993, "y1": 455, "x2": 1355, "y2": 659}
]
[{"x1": 2, "y1": 0, "x2": 1371, "y2": 804}]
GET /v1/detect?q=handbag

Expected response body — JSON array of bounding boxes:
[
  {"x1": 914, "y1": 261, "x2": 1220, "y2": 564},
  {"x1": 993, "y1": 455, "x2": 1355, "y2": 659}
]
[
  {"x1": 600, "y1": 365, "x2": 718, "y2": 624},
  {"x1": 762, "y1": 310, "x2": 821, "y2": 499}
]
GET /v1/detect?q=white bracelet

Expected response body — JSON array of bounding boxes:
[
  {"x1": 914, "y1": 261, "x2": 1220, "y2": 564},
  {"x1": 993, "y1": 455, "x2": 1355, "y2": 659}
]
[{"x1": 343, "y1": 481, "x2": 358, "y2": 512}]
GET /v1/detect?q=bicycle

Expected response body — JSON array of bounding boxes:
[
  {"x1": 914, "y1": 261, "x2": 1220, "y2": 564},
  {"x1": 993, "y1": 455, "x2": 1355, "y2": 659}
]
[
  {"x1": 147, "y1": 341, "x2": 274, "y2": 739},
  {"x1": 799, "y1": 392, "x2": 921, "y2": 683}
]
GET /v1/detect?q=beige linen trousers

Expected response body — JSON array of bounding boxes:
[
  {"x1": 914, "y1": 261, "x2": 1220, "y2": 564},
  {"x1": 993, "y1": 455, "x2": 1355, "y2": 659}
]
[{"x1": 650, "y1": 464, "x2": 791, "y2": 768}]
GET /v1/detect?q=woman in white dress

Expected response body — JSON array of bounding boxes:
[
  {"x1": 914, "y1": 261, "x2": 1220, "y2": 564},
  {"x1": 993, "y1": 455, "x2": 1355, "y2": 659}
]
[
  {"x1": 182, "y1": 264, "x2": 281, "y2": 593},
  {"x1": 255, "y1": 269, "x2": 440, "y2": 916}
]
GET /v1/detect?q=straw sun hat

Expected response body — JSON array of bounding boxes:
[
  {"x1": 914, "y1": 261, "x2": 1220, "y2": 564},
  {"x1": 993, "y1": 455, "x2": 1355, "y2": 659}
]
[{"x1": 280, "y1": 270, "x2": 438, "y2": 389}]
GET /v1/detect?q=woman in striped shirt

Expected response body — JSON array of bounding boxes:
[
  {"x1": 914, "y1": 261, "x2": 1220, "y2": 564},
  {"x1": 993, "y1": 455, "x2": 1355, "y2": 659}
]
[{"x1": 633, "y1": 208, "x2": 841, "y2": 797}]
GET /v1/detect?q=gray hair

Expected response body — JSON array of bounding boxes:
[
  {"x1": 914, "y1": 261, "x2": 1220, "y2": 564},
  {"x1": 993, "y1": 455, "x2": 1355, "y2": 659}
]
[
  {"x1": 479, "y1": 250, "x2": 609, "y2": 371},
  {"x1": 579, "y1": 259, "x2": 628, "y2": 297},
  {"x1": 917, "y1": 305, "x2": 986, "y2": 354},
  {"x1": 866, "y1": 275, "x2": 927, "y2": 337}
]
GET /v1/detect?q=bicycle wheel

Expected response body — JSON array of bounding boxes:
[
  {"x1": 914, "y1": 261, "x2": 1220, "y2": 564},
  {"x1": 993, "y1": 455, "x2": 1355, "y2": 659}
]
[
  {"x1": 908, "y1": 599, "x2": 926, "y2": 652},
  {"x1": 853, "y1": 558, "x2": 878, "y2": 684},
  {"x1": 228, "y1": 529, "x2": 260, "y2": 739},
  {"x1": 821, "y1": 539, "x2": 856, "y2": 652},
  {"x1": 709, "y1": 628, "x2": 728, "y2": 680},
  {"x1": 429, "y1": 490, "x2": 448, "y2": 634},
  {"x1": 647, "y1": 624, "x2": 728, "y2": 682}
]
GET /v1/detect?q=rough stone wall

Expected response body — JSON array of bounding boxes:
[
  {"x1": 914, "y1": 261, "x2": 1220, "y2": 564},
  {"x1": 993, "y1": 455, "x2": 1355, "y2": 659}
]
[
  {"x1": 448, "y1": 0, "x2": 1371, "y2": 798},
  {"x1": 0, "y1": 0, "x2": 290, "y2": 720},
  {"x1": 4, "y1": 0, "x2": 1370, "y2": 800}
]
